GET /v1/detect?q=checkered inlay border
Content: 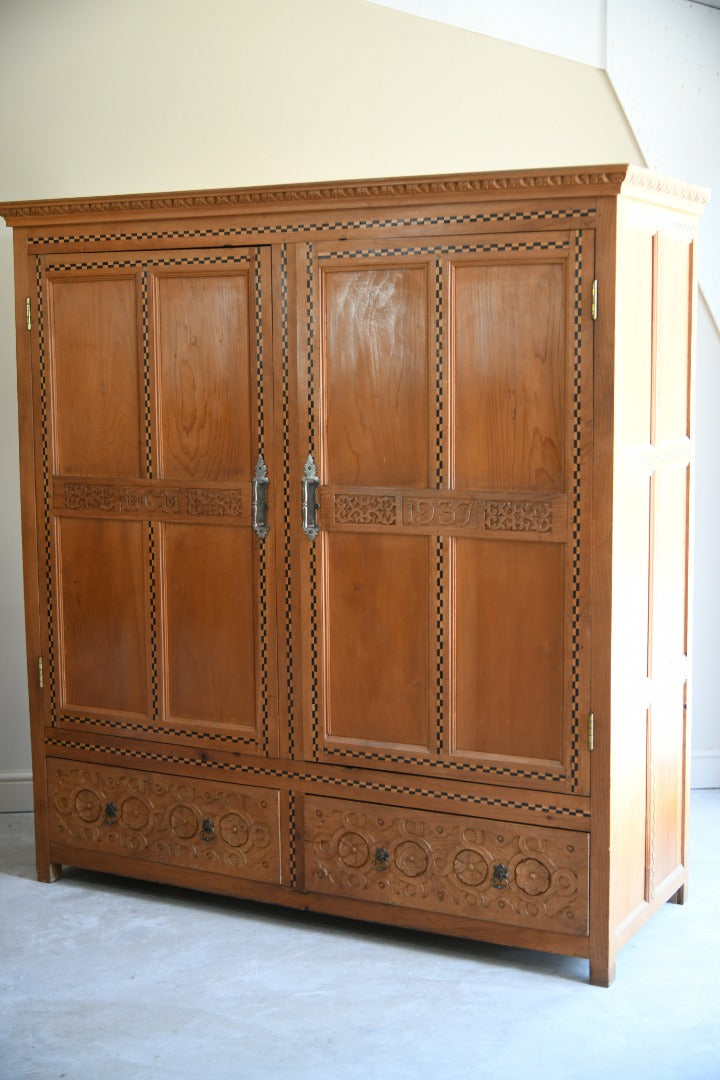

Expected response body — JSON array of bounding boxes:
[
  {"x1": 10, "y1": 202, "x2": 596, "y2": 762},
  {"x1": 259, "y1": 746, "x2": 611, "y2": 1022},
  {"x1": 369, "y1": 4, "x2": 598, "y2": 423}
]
[
  {"x1": 44, "y1": 252, "x2": 255, "y2": 274},
  {"x1": 44, "y1": 734, "x2": 591, "y2": 821},
  {"x1": 309, "y1": 544, "x2": 320, "y2": 761},
  {"x1": 435, "y1": 537, "x2": 445, "y2": 755},
  {"x1": 254, "y1": 251, "x2": 266, "y2": 457},
  {"x1": 140, "y1": 272, "x2": 154, "y2": 480},
  {"x1": 288, "y1": 790, "x2": 298, "y2": 888},
  {"x1": 147, "y1": 521, "x2": 159, "y2": 721},
  {"x1": 27, "y1": 205, "x2": 596, "y2": 249},
  {"x1": 36, "y1": 257, "x2": 57, "y2": 723},
  {"x1": 433, "y1": 258, "x2": 444, "y2": 489},
  {"x1": 306, "y1": 245, "x2": 321, "y2": 760},
  {"x1": 258, "y1": 536, "x2": 270, "y2": 755},
  {"x1": 253, "y1": 248, "x2": 270, "y2": 754},
  {"x1": 318, "y1": 237, "x2": 570, "y2": 263},
  {"x1": 568, "y1": 234, "x2": 585, "y2": 791},
  {"x1": 279, "y1": 246, "x2": 296, "y2": 758},
  {"x1": 56, "y1": 713, "x2": 260, "y2": 746},
  {"x1": 306, "y1": 245, "x2": 317, "y2": 450}
]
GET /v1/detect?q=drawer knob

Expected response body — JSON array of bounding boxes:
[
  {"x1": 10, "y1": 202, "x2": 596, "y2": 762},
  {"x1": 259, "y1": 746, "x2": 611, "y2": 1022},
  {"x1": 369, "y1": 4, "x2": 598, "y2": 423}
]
[
  {"x1": 491, "y1": 863, "x2": 509, "y2": 889},
  {"x1": 103, "y1": 802, "x2": 118, "y2": 825},
  {"x1": 372, "y1": 846, "x2": 390, "y2": 872},
  {"x1": 200, "y1": 818, "x2": 216, "y2": 841}
]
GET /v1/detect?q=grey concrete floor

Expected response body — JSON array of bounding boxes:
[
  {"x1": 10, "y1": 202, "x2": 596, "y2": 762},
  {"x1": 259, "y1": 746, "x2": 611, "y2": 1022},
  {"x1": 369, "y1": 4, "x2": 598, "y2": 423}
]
[{"x1": 1, "y1": 792, "x2": 719, "y2": 1080}]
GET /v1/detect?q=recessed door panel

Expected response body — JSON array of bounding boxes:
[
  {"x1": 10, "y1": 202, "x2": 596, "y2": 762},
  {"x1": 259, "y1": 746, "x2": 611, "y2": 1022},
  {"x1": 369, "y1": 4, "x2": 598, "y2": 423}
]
[
  {"x1": 452, "y1": 538, "x2": 565, "y2": 762},
  {"x1": 324, "y1": 532, "x2": 432, "y2": 751},
  {"x1": 452, "y1": 262, "x2": 565, "y2": 492},
  {"x1": 163, "y1": 523, "x2": 257, "y2": 731},
  {"x1": 323, "y1": 266, "x2": 430, "y2": 486},
  {"x1": 48, "y1": 275, "x2": 142, "y2": 478},
  {"x1": 154, "y1": 271, "x2": 254, "y2": 482},
  {"x1": 57, "y1": 517, "x2": 148, "y2": 717},
  {"x1": 654, "y1": 232, "x2": 691, "y2": 444},
  {"x1": 651, "y1": 466, "x2": 689, "y2": 673}
]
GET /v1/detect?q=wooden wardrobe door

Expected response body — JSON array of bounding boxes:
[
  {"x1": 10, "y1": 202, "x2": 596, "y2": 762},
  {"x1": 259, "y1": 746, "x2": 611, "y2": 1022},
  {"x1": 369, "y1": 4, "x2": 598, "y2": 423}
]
[
  {"x1": 297, "y1": 232, "x2": 592, "y2": 794},
  {"x1": 38, "y1": 247, "x2": 278, "y2": 756}
]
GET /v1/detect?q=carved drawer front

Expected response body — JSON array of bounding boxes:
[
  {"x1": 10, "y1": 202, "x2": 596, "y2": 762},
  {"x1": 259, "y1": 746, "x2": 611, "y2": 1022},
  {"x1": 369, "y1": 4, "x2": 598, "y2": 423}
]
[
  {"x1": 47, "y1": 760, "x2": 281, "y2": 884},
  {"x1": 303, "y1": 796, "x2": 589, "y2": 936}
]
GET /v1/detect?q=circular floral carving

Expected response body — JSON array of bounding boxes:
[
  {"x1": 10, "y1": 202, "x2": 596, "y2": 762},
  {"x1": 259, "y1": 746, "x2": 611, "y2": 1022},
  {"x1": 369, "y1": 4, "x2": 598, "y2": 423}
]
[
  {"x1": 337, "y1": 831, "x2": 369, "y2": 868},
  {"x1": 220, "y1": 813, "x2": 250, "y2": 848},
  {"x1": 453, "y1": 848, "x2": 488, "y2": 887},
  {"x1": 395, "y1": 840, "x2": 428, "y2": 879},
  {"x1": 515, "y1": 858, "x2": 551, "y2": 896},
  {"x1": 74, "y1": 789, "x2": 102, "y2": 823},
  {"x1": 170, "y1": 805, "x2": 197, "y2": 840},
  {"x1": 121, "y1": 797, "x2": 149, "y2": 831}
]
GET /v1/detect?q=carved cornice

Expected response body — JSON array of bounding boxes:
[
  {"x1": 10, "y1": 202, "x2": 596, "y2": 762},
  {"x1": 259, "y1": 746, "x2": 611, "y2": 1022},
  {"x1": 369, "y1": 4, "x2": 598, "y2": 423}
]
[
  {"x1": 1, "y1": 165, "x2": 708, "y2": 230},
  {"x1": 623, "y1": 165, "x2": 710, "y2": 206},
  {"x1": 0, "y1": 165, "x2": 707, "y2": 227}
]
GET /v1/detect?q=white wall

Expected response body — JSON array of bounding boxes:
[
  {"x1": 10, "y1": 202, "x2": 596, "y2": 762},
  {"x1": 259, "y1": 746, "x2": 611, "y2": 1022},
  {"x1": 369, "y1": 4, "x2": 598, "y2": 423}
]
[
  {"x1": 0, "y1": 0, "x2": 697, "y2": 809},
  {"x1": 0, "y1": 226, "x2": 31, "y2": 812},
  {"x1": 368, "y1": 0, "x2": 608, "y2": 65}
]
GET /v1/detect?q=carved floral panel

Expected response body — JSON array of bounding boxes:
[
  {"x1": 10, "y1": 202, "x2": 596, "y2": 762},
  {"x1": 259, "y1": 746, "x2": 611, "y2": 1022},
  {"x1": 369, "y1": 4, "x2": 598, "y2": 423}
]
[
  {"x1": 303, "y1": 796, "x2": 588, "y2": 935},
  {"x1": 47, "y1": 759, "x2": 281, "y2": 883}
]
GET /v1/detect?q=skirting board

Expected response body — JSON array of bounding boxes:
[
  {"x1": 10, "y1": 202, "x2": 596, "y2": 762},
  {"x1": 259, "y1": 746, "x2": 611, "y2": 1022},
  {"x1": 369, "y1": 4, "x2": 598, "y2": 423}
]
[
  {"x1": 690, "y1": 751, "x2": 720, "y2": 790},
  {"x1": 1, "y1": 755, "x2": 718, "y2": 814},
  {"x1": 0, "y1": 772, "x2": 33, "y2": 813}
]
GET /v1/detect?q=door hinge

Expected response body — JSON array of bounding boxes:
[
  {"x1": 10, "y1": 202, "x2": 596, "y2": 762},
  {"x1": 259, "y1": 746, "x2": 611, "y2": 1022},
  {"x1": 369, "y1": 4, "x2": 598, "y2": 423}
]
[
  {"x1": 588, "y1": 711, "x2": 594, "y2": 751},
  {"x1": 591, "y1": 280, "x2": 598, "y2": 321},
  {"x1": 37, "y1": 656, "x2": 44, "y2": 689},
  {"x1": 25, "y1": 297, "x2": 32, "y2": 331}
]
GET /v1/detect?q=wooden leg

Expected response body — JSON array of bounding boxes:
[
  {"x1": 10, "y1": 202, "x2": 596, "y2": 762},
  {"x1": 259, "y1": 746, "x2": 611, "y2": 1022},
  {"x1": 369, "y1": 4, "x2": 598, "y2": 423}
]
[
  {"x1": 668, "y1": 883, "x2": 688, "y2": 905},
  {"x1": 37, "y1": 860, "x2": 63, "y2": 883},
  {"x1": 589, "y1": 956, "x2": 616, "y2": 988}
]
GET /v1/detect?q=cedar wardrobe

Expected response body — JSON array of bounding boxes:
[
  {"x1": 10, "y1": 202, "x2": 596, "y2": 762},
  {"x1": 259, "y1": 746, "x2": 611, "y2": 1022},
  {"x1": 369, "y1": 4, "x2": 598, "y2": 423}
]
[{"x1": 1, "y1": 165, "x2": 707, "y2": 985}]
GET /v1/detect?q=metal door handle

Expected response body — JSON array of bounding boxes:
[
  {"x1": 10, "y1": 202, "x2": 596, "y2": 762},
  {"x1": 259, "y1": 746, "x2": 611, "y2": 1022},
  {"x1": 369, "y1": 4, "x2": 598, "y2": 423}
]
[
  {"x1": 252, "y1": 454, "x2": 269, "y2": 539},
  {"x1": 301, "y1": 454, "x2": 320, "y2": 541}
]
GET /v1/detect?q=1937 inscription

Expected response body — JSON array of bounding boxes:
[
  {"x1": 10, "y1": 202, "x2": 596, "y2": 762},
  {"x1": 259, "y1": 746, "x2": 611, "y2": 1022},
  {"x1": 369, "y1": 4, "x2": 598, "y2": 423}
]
[
  {"x1": 329, "y1": 491, "x2": 555, "y2": 536},
  {"x1": 405, "y1": 498, "x2": 474, "y2": 527}
]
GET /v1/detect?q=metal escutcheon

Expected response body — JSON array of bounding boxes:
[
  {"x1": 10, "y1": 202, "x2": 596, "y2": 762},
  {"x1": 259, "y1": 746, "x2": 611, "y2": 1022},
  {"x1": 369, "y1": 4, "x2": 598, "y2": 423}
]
[
  {"x1": 252, "y1": 454, "x2": 270, "y2": 539},
  {"x1": 301, "y1": 453, "x2": 320, "y2": 541}
]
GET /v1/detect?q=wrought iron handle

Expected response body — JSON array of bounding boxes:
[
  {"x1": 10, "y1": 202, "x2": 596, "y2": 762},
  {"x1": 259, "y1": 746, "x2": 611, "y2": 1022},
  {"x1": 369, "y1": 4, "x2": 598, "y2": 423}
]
[
  {"x1": 491, "y1": 863, "x2": 509, "y2": 889},
  {"x1": 200, "y1": 818, "x2": 216, "y2": 842},
  {"x1": 372, "y1": 847, "x2": 390, "y2": 872},
  {"x1": 104, "y1": 802, "x2": 118, "y2": 825},
  {"x1": 252, "y1": 454, "x2": 270, "y2": 539},
  {"x1": 301, "y1": 454, "x2": 320, "y2": 541}
]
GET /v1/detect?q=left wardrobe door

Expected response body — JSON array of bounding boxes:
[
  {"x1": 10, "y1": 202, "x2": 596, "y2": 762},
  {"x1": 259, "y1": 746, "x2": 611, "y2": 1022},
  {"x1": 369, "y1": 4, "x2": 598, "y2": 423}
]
[{"x1": 35, "y1": 247, "x2": 278, "y2": 756}]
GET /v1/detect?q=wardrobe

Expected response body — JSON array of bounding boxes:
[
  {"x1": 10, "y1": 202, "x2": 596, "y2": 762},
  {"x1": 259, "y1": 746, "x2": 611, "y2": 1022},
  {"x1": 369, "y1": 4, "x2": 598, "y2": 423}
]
[{"x1": 1, "y1": 165, "x2": 707, "y2": 985}]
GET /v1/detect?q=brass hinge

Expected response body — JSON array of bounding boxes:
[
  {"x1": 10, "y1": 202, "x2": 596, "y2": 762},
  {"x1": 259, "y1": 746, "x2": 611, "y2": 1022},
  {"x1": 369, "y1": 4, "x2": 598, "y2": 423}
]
[
  {"x1": 25, "y1": 297, "x2": 32, "y2": 331},
  {"x1": 588, "y1": 711, "x2": 594, "y2": 751},
  {"x1": 37, "y1": 656, "x2": 44, "y2": 689},
  {"x1": 591, "y1": 280, "x2": 598, "y2": 321}
]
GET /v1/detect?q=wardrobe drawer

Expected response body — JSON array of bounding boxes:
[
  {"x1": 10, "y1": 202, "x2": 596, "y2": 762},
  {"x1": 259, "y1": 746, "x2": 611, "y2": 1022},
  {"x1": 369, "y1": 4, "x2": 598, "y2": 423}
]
[
  {"x1": 303, "y1": 795, "x2": 589, "y2": 936},
  {"x1": 47, "y1": 759, "x2": 282, "y2": 884}
]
